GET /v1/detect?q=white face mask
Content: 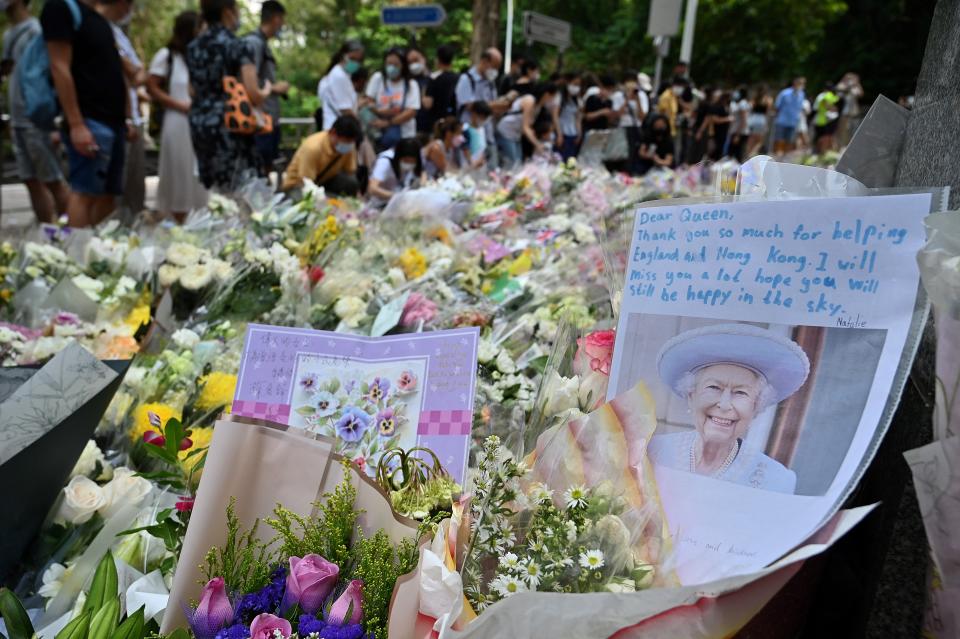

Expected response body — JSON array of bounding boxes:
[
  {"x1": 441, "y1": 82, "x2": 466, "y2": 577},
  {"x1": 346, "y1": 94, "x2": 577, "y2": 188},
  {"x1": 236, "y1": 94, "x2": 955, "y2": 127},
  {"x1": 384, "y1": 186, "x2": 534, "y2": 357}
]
[
  {"x1": 409, "y1": 62, "x2": 425, "y2": 76},
  {"x1": 400, "y1": 161, "x2": 417, "y2": 174},
  {"x1": 484, "y1": 68, "x2": 499, "y2": 82},
  {"x1": 568, "y1": 85, "x2": 581, "y2": 96}
]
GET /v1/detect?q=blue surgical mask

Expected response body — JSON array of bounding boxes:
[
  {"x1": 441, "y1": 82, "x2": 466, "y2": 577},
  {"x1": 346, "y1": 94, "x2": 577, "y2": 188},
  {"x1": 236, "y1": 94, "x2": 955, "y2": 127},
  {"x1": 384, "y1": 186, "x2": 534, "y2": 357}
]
[
  {"x1": 343, "y1": 58, "x2": 361, "y2": 74},
  {"x1": 335, "y1": 141, "x2": 354, "y2": 154},
  {"x1": 386, "y1": 64, "x2": 401, "y2": 80}
]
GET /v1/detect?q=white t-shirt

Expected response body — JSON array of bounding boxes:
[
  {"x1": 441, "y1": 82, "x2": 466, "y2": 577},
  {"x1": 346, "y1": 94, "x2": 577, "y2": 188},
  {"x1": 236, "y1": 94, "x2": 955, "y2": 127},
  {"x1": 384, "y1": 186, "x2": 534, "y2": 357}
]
[
  {"x1": 370, "y1": 149, "x2": 417, "y2": 206},
  {"x1": 366, "y1": 72, "x2": 422, "y2": 139},
  {"x1": 729, "y1": 98, "x2": 751, "y2": 135},
  {"x1": 318, "y1": 64, "x2": 358, "y2": 131}
]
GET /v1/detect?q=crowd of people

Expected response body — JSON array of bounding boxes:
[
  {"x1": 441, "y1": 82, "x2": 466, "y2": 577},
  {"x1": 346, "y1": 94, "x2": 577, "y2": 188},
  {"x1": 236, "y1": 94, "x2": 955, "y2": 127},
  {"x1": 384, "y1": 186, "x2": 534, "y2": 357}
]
[{"x1": 1, "y1": 0, "x2": 867, "y2": 228}]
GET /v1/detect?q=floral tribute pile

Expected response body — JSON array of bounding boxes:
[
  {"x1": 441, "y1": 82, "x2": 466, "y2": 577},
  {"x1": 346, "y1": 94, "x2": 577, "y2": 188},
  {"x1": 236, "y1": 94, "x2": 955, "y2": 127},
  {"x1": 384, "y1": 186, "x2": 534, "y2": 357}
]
[{"x1": 0, "y1": 160, "x2": 720, "y2": 638}]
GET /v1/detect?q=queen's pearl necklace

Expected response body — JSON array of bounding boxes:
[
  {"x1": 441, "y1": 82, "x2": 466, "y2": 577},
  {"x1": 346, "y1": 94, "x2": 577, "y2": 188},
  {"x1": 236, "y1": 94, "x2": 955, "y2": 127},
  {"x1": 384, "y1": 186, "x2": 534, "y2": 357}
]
[{"x1": 690, "y1": 439, "x2": 740, "y2": 477}]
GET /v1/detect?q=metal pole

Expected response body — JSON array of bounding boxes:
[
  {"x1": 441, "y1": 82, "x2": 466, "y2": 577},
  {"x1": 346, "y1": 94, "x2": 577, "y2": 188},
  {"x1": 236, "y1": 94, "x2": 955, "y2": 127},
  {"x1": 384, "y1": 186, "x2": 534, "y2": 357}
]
[
  {"x1": 505, "y1": 0, "x2": 514, "y2": 71},
  {"x1": 679, "y1": 0, "x2": 698, "y2": 68},
  {"x1": 652, "y1": 36, "x2": 669, "y2": 95}
]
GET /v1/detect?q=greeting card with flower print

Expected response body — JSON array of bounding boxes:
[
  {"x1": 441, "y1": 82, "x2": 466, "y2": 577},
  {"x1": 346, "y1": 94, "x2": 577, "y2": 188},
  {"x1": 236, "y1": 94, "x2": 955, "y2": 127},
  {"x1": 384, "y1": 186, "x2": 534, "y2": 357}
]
[{"x1": 233, "y1": 325, "x2": 480, "y2": 483}]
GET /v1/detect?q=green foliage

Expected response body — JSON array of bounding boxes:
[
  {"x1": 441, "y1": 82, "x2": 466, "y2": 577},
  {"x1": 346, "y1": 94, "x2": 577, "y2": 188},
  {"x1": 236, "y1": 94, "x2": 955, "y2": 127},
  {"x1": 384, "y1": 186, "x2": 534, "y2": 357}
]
[
  {"x1": 88, "y1": 600, "x2": 121, "y2": 639},
  {"x1": 202, "y1": 498, "x2": 274, "y2": 593},
  {"x1": 206, "y1": 267, "x2": 281, "y2": 322},
  {"x1": 83, "y1": 553, "x2": 119, "y2": 618},
  {"x1": 345, "y1": 530, "x2": 419, "y2": 639},
  {"x1": 265, "y1": 461, "x2": 359, "y2": 569},
  {"x1": 54, "y1": 612, "x2": 90, "y2": 639},
  {"x1": 111, "y1": 607, "x2": 146, "y2": 639},
  {"x1": 0, "y1": 588, "x2": 34, "y2": 639}
]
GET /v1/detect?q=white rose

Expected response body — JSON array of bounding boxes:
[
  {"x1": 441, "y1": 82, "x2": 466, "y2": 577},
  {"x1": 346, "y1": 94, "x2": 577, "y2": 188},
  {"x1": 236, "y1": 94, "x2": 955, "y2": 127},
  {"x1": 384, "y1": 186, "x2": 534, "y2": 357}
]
[
  {"x1": 157, "y1": 264, "x2": 181, "y2": 288},
  {"x1": 541, "y1": 371, "x2": 581, "y2": 418},
  {"x1": 165, "y1": 242, "x2": 202, "y2": 267},
  {"x1": 57, "y1": 476, "x2": 106, "y2": 524},
  {"x1": 171, "y1": 328, "x2": 201, "y2": 350},
  {"x1": 99, "y1": 467, "x2": 153, "y2": 519},
  {"x1": 70, "y1": 440, "x2": 107, "y2": 479},
  {"x1": 572, "y1": 221, "x2": 595, "y2": 244},
  {"x1": 334, "y1": 296, "x2": 368, "y2": 328},
  {"x1": 179, "y1": 264, "x2": 213, "y2": 291}
]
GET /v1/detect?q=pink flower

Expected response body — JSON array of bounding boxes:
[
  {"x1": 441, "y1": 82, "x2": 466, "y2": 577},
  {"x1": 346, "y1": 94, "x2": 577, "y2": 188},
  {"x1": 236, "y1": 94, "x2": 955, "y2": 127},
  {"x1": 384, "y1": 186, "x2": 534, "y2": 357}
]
[
  {"x1": 249, "y1": 614, "x2": 291, "y2": 639},
  {"x1": 400, "y1": 293, "x2": 437, "y2": 328},
  {"x1": 282, "y1": 554, "x2": 339, "y2": 615},
  {"x1": 142, "y1": 431, "x2": 166, "y2": 447},
  {"x1": 396, "y1": 370, "x2": 417, "y2": 392},
  {"x1": 573, "y1": 330, "x2": 616, "y2": 377},
  {"x1": 175, "y1": 496, "x2": 196, "y2": 512},
  {"x1": 188, "y1": 577, "x2": 234, "y2": 639},
  {"x1": 327, "y1": 580, "x2": 363, "y2": 626}
]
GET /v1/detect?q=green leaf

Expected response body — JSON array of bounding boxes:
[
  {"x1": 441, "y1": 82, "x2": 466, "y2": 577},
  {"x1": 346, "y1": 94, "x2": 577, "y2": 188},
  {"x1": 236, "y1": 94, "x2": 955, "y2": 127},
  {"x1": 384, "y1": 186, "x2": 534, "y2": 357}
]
[
  {"x1": 54, "y1": 612, "x2": 89, "y2": 639},
  {"x1": 0, "y1": 588, "x2": 34, "y2": 639},
  {"x1": 111, "y1": 606, "x2": 144, "y2": 639},
  {"x1": 296, "y1": 406, "x2": 316, "y2": 417},
  {"x1": 83, "y1": 553, "x2": 118, "y2": 616},
  {"x1": 163, "y1": 419, "x2": 186, "y2": 457},
  {"x1": 328, "y1": 378, "x2": 340, "y2": 393},
  {"x1": 527, "y1": 355, "x2": 549, "y2": 375},
  {"x1": 167, "y1": 627, "x2": 192, "y2": 639},
  {"x1": 88, "y1": 600, "x2": 120, "y2": 639}
]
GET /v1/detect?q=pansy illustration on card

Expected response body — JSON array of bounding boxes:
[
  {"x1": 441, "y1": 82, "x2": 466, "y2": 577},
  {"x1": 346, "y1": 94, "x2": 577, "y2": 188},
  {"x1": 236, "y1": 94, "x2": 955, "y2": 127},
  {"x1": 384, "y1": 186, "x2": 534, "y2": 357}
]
[{"x1": 233, "y1": 324, "x2": 480, "y2": 483}]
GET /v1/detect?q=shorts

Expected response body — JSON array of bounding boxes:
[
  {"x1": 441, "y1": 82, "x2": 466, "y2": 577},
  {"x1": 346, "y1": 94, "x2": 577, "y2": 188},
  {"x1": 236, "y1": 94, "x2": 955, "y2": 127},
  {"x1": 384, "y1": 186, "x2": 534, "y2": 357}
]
[
  {"x1": 62, "y1": 118, "x2": 125, "y2": 196},
  {"x1": 12, "y1": 126, "x2": 64, "y2": 183},
  {"x1": 773, "y1": 124, "x2": 796, "y2": 143},
  {"x1": 815, "y1": 119, "x2": 839, "y2": 140},
  {"x1": 746, "y1": 113, "x2": 768, "y2": 136}
]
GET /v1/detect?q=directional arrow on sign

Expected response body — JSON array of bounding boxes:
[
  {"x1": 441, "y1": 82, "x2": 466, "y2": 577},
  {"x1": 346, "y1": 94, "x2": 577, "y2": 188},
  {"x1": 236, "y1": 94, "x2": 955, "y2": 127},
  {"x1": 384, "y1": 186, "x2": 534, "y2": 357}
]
[{"x1": 381, "y1": 4, "x2": 447, "y2": 28}]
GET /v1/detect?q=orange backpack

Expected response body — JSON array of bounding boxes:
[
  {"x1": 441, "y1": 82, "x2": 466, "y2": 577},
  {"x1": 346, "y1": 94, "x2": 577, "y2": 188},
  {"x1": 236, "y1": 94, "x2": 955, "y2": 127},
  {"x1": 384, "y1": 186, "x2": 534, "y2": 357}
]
[{"x1": 222, "y1": 75, "x2": 273, "y2": 135}]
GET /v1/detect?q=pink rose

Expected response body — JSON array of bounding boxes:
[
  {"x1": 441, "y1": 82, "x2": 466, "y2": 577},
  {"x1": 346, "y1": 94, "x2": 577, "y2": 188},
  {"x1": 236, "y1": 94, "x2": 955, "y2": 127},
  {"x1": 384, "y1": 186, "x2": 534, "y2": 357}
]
[
  {"x1": 249, "y1": 614, "x2": 291, "y2": 639},
  {"x1": 282, "y1": 554, "x2": 339, "y2": 615},
  {"x1": 400, "y1": 293, "x2": 438, "y2": 328},
  {"x1": 188, "y1": 577, "x2": 234, "y2": 639},
  {"x1": 327, "y1": 580, "x2": 364, "y2": 626},
  {"x1": 573, "y1": 330, "x2": 616, "y2": 377}
]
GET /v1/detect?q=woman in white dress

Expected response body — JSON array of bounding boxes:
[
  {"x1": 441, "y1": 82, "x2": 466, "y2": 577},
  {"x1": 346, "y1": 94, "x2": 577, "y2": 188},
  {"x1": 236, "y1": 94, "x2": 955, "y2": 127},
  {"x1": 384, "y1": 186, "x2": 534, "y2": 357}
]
[
  {"x1": 647, "y1": 324, "x2": 811, "y2": 494},
  {"x1": 146, "y1": 11, "x2": 208, "y2": 223}
]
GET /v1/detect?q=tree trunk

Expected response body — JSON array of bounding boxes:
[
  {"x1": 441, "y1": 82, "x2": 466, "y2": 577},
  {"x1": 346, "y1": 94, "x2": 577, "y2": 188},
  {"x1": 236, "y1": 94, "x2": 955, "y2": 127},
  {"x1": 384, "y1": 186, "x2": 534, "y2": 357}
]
[{"x1": 470, "y1": 0, "x2": 500, "y2": 62}]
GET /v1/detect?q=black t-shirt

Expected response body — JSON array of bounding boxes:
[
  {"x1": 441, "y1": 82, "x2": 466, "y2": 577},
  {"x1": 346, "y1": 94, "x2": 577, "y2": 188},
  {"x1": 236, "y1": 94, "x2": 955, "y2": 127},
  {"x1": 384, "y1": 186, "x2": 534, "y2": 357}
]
[
  {"x1": 41, "y1": 0, "x2": 125, "y2": 126},
  {"x1": 583, "y1": 94, "x2": 612, "y2": 132},
  {"x1": 708, "y1": 102, "x2": 730, "y2": 140},
  {"x1": 425, "y1": 70, "x2": 458, "y2": 127}
]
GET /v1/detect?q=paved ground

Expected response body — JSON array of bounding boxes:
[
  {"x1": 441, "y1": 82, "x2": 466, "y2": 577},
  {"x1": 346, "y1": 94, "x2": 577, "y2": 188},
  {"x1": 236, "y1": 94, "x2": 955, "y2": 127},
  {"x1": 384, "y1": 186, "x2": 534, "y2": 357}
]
[{"x1": 0, "y1": 176, "x2": 160, "y2": 235}]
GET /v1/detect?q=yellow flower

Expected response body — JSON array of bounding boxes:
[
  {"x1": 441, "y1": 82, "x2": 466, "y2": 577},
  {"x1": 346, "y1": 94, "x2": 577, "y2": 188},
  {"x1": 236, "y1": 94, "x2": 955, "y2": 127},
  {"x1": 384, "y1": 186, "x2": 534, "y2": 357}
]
[
  {"x1": 125, "y1": 304, "x2": 151, "y2": 332},
  {"x1": 0, "y1": 289, "x2": 12, "y2": 302},
  {"x1": 195, "y1": 372, "x2": 238, "y2": 414},
  {"x1": 179, "y1": 426, "x2": 213, "y2": 472},
  {"x1": 129, "y1": 403, "x2": 181, "y2": 443},
  {"x1": 399, "y1": 247, "x2": 428, "y2": 280},
  {"x1": 507, "y1": 250, "x2": 534, "y2": 276}
]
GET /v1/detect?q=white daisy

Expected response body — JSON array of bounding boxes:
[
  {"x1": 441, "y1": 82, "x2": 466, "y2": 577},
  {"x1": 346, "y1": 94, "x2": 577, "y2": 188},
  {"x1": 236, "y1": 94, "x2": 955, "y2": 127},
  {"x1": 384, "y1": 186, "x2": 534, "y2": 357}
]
[
  {"x1": 564, "y1": 484, "x2": 588, "y2": 510},
  {"x1": 498, "y1": 552, "x2": 521, "y2": 571},
  {"x1": 579, "y1": 549, "x2": 605, "y2": 571},
  {"x1": 528, "y1": 482, "x2": 554, "y2": 504},
  {"x1": 490, "y1": 574, "x2": 527, "y2": 598},
  {"x1": 521, "y1": 560, "x2": 542, "y2": 588}
]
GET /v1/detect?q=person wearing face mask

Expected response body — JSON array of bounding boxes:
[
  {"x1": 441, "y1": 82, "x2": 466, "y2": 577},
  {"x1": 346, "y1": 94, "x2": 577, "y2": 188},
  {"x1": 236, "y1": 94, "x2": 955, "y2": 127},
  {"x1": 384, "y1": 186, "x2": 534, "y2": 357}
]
[
  {"x1": 317, "y1": 39, "x2": 364, "y2": 132},
  {"x1": 462, "y1": 100, "x2": 492, "y2": 170},
  {"x1": 282, "y1": 115, "x2": 361, "y2": 195},
  {"x1": 367, "y1": 137, "x2": 422, "y2": 208},
  {"x1": 406, "y1": 46, "x2": 431, "y2": 138},
  {"x1": 583, "y1": 75, "x2": 619, "y2": 132},
  {"x1": 496, "y1": 82, "x2": 558, "y2": 169},
  {"x1": 366, "y1": 47, "x2": 421, "y2": 152},
  {"x1": 557, "y1": 72, "x2": 583, "y2": 160},
  {"x1": 422, "y1": 116, "x2": 466, "y2": 178},
  {"x1": 421, "y1": 44, "x2": 458, "y2": 133},
  {"x1": 637, "y1": 113, "x2": 675, "y2": 174},
  {"x1": 187, "y1": 0, "x2": 271, "y2": 192},
  {"x1": 243, "y1": 1, "x2": 290, "y2": 177},
  {"x1": 2, "y1": 0, "x2": 71, "y2": 225},
  {"x1": 615, "y1": 76, "x2": 646, "y2": 174},
  {"x1": 41, "y1": 0, "x2": 129, "y2": 227},
  {"x1": 656, "y1": 76, "x2": 687, "y2": 139},
  {"x1": 455, "y1": 47, "x2": 509, "y2": 167}
]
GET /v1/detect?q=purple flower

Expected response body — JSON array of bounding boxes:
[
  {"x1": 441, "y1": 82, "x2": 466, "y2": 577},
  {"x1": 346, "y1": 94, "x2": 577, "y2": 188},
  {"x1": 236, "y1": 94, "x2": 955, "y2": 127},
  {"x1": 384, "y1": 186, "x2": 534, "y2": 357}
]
[
  {"x1": 327, "y1": 580, "x2": 363, "y2": 626},
  {"x1": 233, "y1": 566, "x2": 286, "y2": 624},
  {"x1": 215, "y1": 625, "x2": 251, "y2": 639},
  {"x1": 317, "y1": 624, "x2": 368, "y2": 639},
  {"x1": 187, "y1": 578, "x2": 234, "y2": 639},
  {"x1": 281, "y1": 555, "x2": 339, "y2": 616},
  {"x1": 375, "y1": 408, "x2": 396, "y2": 437},
  {"x1": 334, "y1": 407, "x2": 371, "y2": 442},
  {"x1": 297, "y1": 615, "x2": 326, "y2": 637},
  {"x1": 299, "y1": 374, "x2": 319, "y2": 394},
  {"x1": 53, "y1": 312, "x2": 81, "y2": 326},
  {"x1": 365, "y1": 378, "x2": 390, "y2": 403},
  {"x1": 249, "y1": 614, "x2": 291, "y2": 639}
]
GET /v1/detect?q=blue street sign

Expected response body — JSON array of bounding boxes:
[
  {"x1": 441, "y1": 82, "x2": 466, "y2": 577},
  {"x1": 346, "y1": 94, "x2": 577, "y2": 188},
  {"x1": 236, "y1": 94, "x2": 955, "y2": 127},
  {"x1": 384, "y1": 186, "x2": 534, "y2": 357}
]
[{"x1": 381, "y1": 4, "x2": 447, "y2": 28}]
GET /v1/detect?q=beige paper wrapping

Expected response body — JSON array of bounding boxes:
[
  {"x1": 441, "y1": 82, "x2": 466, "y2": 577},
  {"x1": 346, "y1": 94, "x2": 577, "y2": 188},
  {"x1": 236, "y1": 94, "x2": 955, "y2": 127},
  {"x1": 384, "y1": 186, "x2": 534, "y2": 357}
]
[{"x1": 161, "y1": 416, "x2": 419, "y2": 634}]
